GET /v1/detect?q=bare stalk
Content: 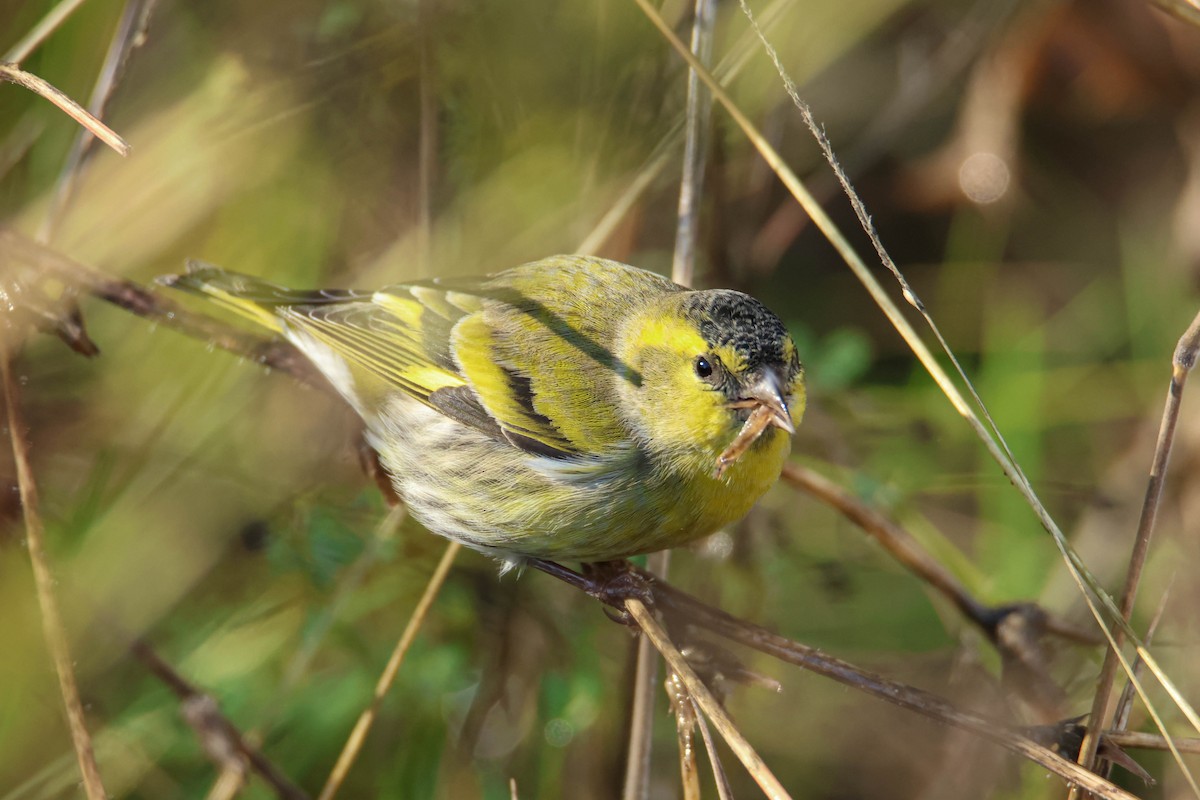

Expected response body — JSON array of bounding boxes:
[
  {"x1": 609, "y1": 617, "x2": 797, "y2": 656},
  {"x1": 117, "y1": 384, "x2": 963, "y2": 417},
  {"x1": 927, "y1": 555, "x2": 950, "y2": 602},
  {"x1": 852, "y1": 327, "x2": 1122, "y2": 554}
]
[
  {"x1": 627, "y1": 599, "x2": 793, "y2": 800},
  {"x1": 0, "y1": 62, "x2": 129, "y2": 156},
  {"x1": 2, "y1": 356, "x2": 108, "y2": 800},
  {"x1": 317, "y1": 541, "x2": 461, "y2": 800},
  {"x1": 40, "y1": 0, "x2": 157, "y2": 241},
  {"x1": 1076, "y1": 309, "x2": 1200, "y2": 781},
  {"x1": 671, "y1": 0, "x2": 717, "y2": 288}
]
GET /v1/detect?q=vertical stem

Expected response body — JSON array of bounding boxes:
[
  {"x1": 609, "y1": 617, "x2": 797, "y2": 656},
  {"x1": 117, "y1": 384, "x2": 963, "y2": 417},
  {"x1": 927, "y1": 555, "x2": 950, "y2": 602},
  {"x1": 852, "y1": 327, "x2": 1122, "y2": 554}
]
[
  {"x1": 671, "y1": 0, "x2": 717, "y2": 288},
  {"x1": 625, "y1": 2, "x2": 715, "y2": 793},
  {"x1": 318, "y1": 541, "x2": 460, "y2": 800},
  {"x1": 1074, "y1": 309, "x2": 1200, "y2": 785},
  {"x1": 3, "y1": 355, "x2": 108, "y2": 800},
  {"x1": 416, "y1": 0, "x2": 437, "y2": 278}
]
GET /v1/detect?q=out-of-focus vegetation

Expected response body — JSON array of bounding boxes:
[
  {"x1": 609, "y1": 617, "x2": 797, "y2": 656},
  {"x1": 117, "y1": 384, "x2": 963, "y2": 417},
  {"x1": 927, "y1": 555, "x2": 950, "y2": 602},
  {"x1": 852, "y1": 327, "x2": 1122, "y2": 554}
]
[{"x1": 2, "y1": 0, "x2": 1200, "y2": 797}]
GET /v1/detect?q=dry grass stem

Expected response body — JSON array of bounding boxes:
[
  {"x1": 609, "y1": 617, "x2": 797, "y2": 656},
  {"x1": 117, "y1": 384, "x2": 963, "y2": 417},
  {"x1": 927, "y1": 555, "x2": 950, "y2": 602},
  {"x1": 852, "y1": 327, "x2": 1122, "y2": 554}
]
[
  {"x1": 1114, "y1": 578, "x2": 1174, "y2": 735},
  {"x1": 640, "y1": 577, "x2": 1141, "y2": 800},
  {"x1": 0, "y1": 62, "x2": 130, "y2": 156},
  {"x1": 1077, "y1": 309, "x2": 1200, "y2": 781},
  {"x1": 626, "y1": 598, "x2": 793, "y2": 800},
  {"x1": 1106, "y1": 731, "x2": 1200, "y2": 755},
  {"x1": 670, "y1": 0, "x2": 716, "y2": 288},
  {"x1": 665, "y1": 670, "x2": 702, "y2": 800},
  {"x1": 622, "y1": 549, "x2": 670, "y2": 800},
  {"x1": 317, "y1": 541, "x2": 461, "y2": 800},
  {"x1": 627, "y1": 0, "x2": 714, "y2": 782},
  {"x1": 2, "y1": 357, "x2": 107, "y2": 799},
  {"x1": 416, "y1": 0, "x2": 436, "y2": 276},
  {"x1": 40, "y1": 0, "x2": 158, "y2": 241},
  {"x1": 695, "y1": 711, "x2": 734, "y2": 800}
]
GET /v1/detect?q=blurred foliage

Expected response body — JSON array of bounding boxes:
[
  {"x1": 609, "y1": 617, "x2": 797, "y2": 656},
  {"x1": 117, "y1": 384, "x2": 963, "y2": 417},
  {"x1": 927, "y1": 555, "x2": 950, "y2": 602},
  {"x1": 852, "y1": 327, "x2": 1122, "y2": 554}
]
[{"x1": 3, "y1": 0, "x2": 1200, "y2": 798}]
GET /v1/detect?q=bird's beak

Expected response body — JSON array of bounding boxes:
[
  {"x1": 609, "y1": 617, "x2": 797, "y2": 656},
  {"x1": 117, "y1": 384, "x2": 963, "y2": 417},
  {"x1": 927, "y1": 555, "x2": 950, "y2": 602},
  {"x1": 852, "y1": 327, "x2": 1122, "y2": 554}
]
[
  {"x1": 713, "y1": 368, "x2": 795, "y2": 479},
  {"x1": 732, "y1": 368, "x2": 795, "y2": 434}
]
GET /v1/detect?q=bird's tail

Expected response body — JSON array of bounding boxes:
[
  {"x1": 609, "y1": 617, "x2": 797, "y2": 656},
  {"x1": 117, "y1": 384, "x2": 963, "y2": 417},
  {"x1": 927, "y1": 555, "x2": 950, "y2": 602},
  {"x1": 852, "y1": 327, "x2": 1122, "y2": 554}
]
[{"x1": 158, "y1": 260, "x2": 329, "y2": 334}]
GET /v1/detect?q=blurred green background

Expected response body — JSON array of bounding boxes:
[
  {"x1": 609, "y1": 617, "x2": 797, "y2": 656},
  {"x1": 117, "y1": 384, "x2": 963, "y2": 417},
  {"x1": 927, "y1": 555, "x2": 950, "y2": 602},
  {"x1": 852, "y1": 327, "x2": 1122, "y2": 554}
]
[{"x1": 3, "y1": 0, "x2": 1200, "y2": 797}]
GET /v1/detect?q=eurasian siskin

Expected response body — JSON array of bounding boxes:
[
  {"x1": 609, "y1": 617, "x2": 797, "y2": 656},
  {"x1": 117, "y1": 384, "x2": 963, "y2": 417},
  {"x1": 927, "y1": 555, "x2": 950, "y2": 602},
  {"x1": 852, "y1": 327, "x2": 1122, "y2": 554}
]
[{"x1": 161, "y1": 255, "x2": 804, "y2": 565}]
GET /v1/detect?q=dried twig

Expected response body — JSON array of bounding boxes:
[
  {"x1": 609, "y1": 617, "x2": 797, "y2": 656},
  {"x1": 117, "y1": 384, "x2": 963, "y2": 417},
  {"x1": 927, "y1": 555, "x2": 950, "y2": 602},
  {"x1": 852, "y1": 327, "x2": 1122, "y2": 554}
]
[
  {"x1": 670, "y1": 0, "x2": 716, "y2": 288},
  {"x1": 0, "y1": 62, "x2": 129, "y2": 156},
  {"x1": 41, "y1": 0, "x2": 158, "y2": 241},
  {"x1": 627, "y1": 598, "x2": 792, "y2": 800},
  {"x1": 1076, "y1": 309, "x2": 1200, "y2": 782},
  {"x1": 665, "y1": 670, "x2": 702, "y2": 800},
  {"x1": 1113, "y1": 578, "x2": 1174, "y2": 737},
  {"x1": 695, "y1": 710, "x2": 734, "y2": 800},
  {"x1": 1107, "y1": 731, "x2": 1200, "y2": 755},
  {"x1": 648, "y1": 580, "x2": 1141, "y2": 800},
  {"x1": 623, "y1": 549, "x2": 669, "y2": 800},
  {"x1": 3, "y1": 356, "x2": 107, "y2": 800},
  {"x1": 530, "y1": 559, "x2": 1139, "y2": 800},
  {"x1": 625, "y1": 2, "x2": 716, "y2": 790},
  {"x1": 416, "y1": 0, "x2": 437, "y2": 276},
  {"x1": 317, "y1": 541, "x2": 461, "y2": 800}
]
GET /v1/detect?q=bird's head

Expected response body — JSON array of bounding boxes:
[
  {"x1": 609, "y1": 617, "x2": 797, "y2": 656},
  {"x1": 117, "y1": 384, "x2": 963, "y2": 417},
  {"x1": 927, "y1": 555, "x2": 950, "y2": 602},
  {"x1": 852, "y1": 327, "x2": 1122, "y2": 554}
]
[{"x1": 617, "y1": 288, "x2": 804, "y2": 476}]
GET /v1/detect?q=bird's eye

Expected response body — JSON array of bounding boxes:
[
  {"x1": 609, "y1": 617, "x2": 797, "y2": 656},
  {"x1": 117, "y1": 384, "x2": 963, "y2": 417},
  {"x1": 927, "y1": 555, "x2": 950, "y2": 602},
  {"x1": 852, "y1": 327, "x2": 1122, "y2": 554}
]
[{"x1": 694, "y1": 356, "x2": 714, "y2": 379}]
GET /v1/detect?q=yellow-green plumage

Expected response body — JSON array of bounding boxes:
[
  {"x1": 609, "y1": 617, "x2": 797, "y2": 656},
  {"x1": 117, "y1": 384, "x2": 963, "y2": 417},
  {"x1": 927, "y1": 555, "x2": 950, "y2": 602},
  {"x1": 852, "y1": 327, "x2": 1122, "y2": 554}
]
[{"x1": 162, "y1": 255, "x2": 804, "y2": 564}]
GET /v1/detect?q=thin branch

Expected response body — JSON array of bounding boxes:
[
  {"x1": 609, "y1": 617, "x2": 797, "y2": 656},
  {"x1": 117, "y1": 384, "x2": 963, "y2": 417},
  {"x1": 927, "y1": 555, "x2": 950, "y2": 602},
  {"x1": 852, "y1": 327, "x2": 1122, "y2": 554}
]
[
  {"x1": 671, "y1": 0, "x2": 716, "y2": 288},
  {"x1": 130, "y1": 640, "x2": 309, "y2": 800},
  {"x1": 665, "y1": 670, "x2": 702, "y2": 800},
  {"x1": 695, "y1": 710, "x2": 734, "y2": 800},
  {"x1": 528, "y1": 560, "x2": 1138, "y2": 800},
  {"x1": 3, "y1": 355, "x2": 107, "y2": 799},
  {"x1": 625, "y1": 1, "x2": 716, "y2": 785},
  {"x1": 648, "y1": 581, "x2": 1142, "y2": 800},
  {"x1": 1114, "y1": 577, "x2": 1174, "y2": 735},
  {"x1": 40, "y1": 0, "x2": 158, "y2": 241},
  {"x1": 0, "y1": 62, "x2": 129, "y2": 156},
  {"x1": 317, "y1": 541, "x2": 461, "y2": 800},
  {"x1": 626, "y1": 599, "x2": 793, "y2": 800},
  {"x1": 1107, "y1": 731, "x2": 1200, "y2": 755},
  {"x1": 1078, "y1": 309, "x2": 1200, "y2": 777},
  {"x1": 622, "y1": 550, "x2": 669, "y2": 800},
  {"x1": 416, "y1": 0, "x2": 437, "y2": 277}
]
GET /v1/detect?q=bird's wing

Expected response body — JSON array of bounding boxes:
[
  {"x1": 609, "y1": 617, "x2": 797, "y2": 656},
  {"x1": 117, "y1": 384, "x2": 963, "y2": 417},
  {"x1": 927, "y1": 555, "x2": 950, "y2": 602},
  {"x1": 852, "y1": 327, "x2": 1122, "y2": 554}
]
[{"x1": 165, "y1": 260, "x2": 639, "y2": 459}]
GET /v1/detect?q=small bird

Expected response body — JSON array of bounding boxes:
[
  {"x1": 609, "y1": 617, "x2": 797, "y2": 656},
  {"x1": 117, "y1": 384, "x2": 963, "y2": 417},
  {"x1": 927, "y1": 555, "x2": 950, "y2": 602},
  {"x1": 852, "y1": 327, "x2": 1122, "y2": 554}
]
[{"x1": 161, "y1": 255, "x2": 804, "y2": 566}]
